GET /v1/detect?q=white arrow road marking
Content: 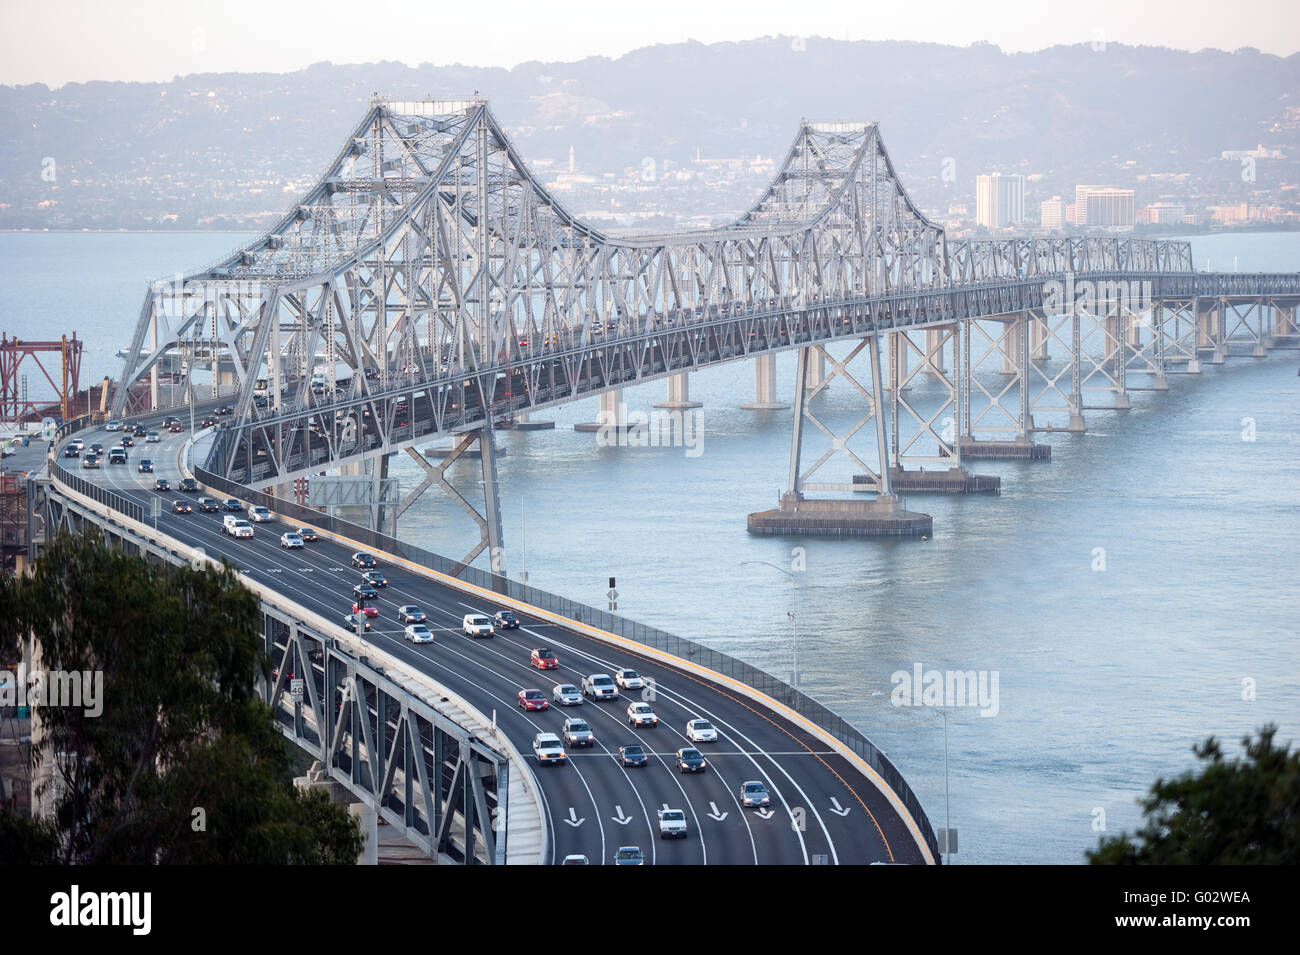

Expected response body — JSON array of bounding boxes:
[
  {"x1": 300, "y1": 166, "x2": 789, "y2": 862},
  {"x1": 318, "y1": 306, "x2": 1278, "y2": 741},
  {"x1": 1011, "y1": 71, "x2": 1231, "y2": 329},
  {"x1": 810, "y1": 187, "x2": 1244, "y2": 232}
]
[
  {"x1": 563, "y1": 807, "x2": 584, "y2": 828},
  {"x1": 611, "y1": 806, "x2": 632, "y2": 825},
  {"x1": 756, "y1": 808, "x2": 775, "y2": 820},
  {"x1": 707, "y1": 802, "x2": 729, "y2": 822},
  {"x1": 830, "y1": 797, "x2": 851, "y2": 817}
]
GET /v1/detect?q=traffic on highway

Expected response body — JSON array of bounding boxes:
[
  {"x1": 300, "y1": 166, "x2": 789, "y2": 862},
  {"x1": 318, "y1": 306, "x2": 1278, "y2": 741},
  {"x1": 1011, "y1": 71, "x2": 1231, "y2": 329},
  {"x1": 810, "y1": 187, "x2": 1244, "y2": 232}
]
[{"x1": 61, "y1": 419, "x2": 929, "y2": 866}]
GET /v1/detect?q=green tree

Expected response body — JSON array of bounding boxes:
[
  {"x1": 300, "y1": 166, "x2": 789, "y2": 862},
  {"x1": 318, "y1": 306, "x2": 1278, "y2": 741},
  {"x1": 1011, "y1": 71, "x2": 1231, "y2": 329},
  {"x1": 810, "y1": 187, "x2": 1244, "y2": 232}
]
[
  {"x1": 0, "y1": 530, "x2": 363, "y2": 864},
  {"x1": 1089, "y1": 724, "x2": 1300, "y2": 864}
]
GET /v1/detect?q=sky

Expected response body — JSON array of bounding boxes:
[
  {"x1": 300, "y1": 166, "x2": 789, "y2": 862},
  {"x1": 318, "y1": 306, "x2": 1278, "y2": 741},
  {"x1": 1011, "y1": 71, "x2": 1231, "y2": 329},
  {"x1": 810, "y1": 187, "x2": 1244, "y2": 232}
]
[{"x1": 1, "y1": 0, "x2": 1298, "y2": 87}]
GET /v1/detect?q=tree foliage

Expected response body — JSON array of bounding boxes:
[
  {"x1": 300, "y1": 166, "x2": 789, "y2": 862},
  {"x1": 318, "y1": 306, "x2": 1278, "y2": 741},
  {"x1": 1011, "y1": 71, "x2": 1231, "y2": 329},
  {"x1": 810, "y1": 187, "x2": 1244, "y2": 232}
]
[
  {"x1": 0, "y1": 530, "x2": 363, "y2": 864},
  {"x1": 1089, "y1": 724, "x2": 1300, "y2": 864}
]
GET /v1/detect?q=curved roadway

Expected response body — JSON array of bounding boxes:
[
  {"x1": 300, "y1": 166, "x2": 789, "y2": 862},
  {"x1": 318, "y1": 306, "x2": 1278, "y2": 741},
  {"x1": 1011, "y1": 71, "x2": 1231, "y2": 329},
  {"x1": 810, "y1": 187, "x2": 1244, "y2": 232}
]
[{"x1": 63, "y1": 423, "x2": 931, "y2": 866}]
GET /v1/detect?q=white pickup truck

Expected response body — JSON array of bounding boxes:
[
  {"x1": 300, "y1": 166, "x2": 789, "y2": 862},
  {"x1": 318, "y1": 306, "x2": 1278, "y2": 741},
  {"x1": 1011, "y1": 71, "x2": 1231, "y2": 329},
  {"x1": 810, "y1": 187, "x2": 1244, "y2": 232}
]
[
  {"x1": 581, "y1": 673, "x2": 618, "y2": 700},
  {"x1": 222, "y1": 515, "x2": 254, "y2": 538},
  {"x1": 657, "y1": 808, "x2": 688, "y2": 839}
]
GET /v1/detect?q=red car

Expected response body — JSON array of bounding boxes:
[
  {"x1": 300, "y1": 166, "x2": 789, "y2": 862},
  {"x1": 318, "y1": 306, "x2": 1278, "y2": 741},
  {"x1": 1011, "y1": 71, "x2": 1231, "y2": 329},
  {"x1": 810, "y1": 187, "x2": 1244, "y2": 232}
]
[
  {"x1": 350, "y1": 602, "x2": 379, "y2": 618},
  {"x1": 517, "y1": 689, "x2": 549, "y2": 711},
  {"x1": 530, "y1": 648, "x2": 559, "y2": 670}
]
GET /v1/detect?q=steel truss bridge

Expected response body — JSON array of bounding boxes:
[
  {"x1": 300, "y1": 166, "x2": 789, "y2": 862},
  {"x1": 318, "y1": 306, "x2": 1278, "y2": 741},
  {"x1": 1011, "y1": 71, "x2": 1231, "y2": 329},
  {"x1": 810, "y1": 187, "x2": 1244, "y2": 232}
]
[
  {"x1": 111, "y1": 96, "x2": 1299, "y2": 553},
  {"x1": 35, "y1": 96, "x2": 1298, "y2": 865}
]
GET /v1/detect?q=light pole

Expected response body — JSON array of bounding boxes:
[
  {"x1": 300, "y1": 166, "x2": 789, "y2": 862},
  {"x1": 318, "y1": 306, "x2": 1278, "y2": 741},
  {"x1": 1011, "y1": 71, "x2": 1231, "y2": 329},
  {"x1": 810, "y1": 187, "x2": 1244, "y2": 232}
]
[
  {"x1": 871, "y1": 692, "x2": 954, "y2": 865},
  {"x1": 922, "y1": 703, "x2": 951, "y2": 865},
  {"x1": 738, "y1": 560, "x2": 800, "y2": 687}
]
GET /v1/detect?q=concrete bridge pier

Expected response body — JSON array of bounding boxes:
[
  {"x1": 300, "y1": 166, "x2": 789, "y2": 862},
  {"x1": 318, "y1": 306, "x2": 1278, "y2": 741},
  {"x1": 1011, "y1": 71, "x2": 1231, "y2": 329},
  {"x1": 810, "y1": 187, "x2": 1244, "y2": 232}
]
[
  {"x1": 886, "y1": 331, "x2": 911, "y2": 391},
  {"x1": 576, "y1": 389, "x2": 630, "y2": 432},
  {"x1": 1197, "y1": 298, "x2": 1226, "y2": 365},
  {"x1": 748, "y1": 338, "x2": 931, "y2": 537},
  {"x1": 740, "y1": 353, "x2": 790, "y2": 410},
  {"x1": 1272, "y1": 302, "x2": 1300, "y2": 349},
  {"x1": 1029, "y1": 312, "x2": 1051, "y2": 362},
  {"x1": 923, "y1": 327, "x2": 947, "y2": 376},
  {"x1": 654, "y1": 371, "x2": 703, "y2": 410}
]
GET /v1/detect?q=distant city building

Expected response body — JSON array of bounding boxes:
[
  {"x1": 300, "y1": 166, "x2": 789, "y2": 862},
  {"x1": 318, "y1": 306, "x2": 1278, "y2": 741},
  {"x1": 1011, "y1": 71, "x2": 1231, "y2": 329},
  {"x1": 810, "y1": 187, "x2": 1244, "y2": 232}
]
[
  {"x1": 1075, "y1": 185, "x2": 1135, "y2": 229},
  {"x1": 1139, "y1": 202, "x2": 1186, "y2": 225},
  {"x1": 975, "y1": 173, "x2": 1025, "y2": 228},
  {"x1": 1039, "y1": 196, "x2": 1066, "y2": 231},
  {"x1": 1209, "y1": 202, "x2": 1261, "y2": 225},
  {"x1": 1220, "y1": 144, "x2": 1284, "y2": 160}
]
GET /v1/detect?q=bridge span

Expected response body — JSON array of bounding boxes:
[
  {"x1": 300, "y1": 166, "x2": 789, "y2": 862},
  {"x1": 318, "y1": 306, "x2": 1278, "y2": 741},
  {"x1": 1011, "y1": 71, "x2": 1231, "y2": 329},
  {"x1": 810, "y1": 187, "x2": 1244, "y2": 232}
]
[
  {"x1": 108, "y1": 97, "x2": 1300, "y2": 552},
  {"x1": 34, "y1": 417, "x2": 938, "y2": 864}
]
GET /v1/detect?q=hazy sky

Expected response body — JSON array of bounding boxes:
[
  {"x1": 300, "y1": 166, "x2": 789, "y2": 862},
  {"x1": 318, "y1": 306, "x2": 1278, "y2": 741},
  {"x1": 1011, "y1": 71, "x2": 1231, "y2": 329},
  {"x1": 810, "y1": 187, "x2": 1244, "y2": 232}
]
[{"x1": 2, "y1": 0, "x2": 1297, "y2": 87}]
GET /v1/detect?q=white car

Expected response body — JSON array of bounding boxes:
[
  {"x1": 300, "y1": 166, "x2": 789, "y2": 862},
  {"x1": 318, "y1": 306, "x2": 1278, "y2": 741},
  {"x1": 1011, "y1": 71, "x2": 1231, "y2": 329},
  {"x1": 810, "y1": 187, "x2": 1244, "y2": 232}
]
[
  {"x1": 657, "y1": 808, "x2": 688, "y2": 839},
  {"x1": 532, "y1": 733, "x2": 566, "y2": 765},
  {"x1": 581, "y1": 673, "x2": 618, "y2": 700},
  {"x1": 614, "y1": 668, "x2": 645, "y2": 691},
  {"x1": 461, "y1": 613, "x2": 494, "y2": 637},
  {"x1": 552, "y1": 684, "x2": 584, "y2": 706},
  {"x1": 247, "y1": 504, "x2": 273, "y2": 523},
  {"x1": 70, "y1": 438, "x2": 85, "y2": 451},
  {"x1": 146, "y1": 431, "x2": 160, "y2": 443},
  {"x1": 105, "y1": 420, "x2": 123, "y2": 432},
  {"x1": 685, "y1": 718, "x2": 718, "y2": 743},
  {"x1": 627, "y1": 701, "x2": 658, "y2": 728},
  {"x1": 404, "y1": 624, "x2": 434, "y2": 645},
  {"x1": 279, "y1": 532, "x2": 304, "y2": 549}
]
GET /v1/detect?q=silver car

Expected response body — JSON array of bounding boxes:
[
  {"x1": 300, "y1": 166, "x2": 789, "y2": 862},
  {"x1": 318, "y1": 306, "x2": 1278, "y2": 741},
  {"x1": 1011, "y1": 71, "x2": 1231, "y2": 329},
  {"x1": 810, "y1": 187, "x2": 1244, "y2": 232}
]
[
  {"x1": 404, "y1": 624, "x2": 434, "y2": 645},
  {"x1": 741, "y1": 780, "x2": 771, "y2": 808},
  {"x1": 562, "y1": 718, "x2": 594, "y2": 748},
  {"x1": 552, "y1": 683, "x2": 584, "y2": 706}
]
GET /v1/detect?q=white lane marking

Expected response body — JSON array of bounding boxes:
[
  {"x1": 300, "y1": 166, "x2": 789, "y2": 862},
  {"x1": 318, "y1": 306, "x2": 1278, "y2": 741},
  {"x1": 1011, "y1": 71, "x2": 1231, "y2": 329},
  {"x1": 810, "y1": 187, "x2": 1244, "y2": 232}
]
[
  {"x1": 830, "y1": 797, "x2": 851, "y2": 817},
  {"x1": 511, "y1": 625, "x2": 808, "y2": 860},
  {"x1": 756, "y1": 808, "x2": 776, "y2": 820},
  {"x1": 611, "y1": 806, "x2": 632, "y2": 825},
  {"x1": 115, "y1": 509, "x2": 613, "y2": 865},
  {"x1": 564, "y1": 808, "x2": 585, "y2": 828},
  {"x1": 707, "y1": 802, "x2": 728, "y2": 822}
]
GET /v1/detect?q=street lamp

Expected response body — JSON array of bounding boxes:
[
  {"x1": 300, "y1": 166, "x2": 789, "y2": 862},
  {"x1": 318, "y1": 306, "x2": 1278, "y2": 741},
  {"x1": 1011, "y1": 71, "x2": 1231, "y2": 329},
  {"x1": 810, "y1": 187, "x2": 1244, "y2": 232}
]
[
  {"x1": 922, "y1": 703, "x2": 952, "y2": 865},
  {"x1": 871, "y1": 693, "x2": 954, "y2": 865},
  {"x1": 738, "y1": 560, "x2": 800, "y2": 687}
]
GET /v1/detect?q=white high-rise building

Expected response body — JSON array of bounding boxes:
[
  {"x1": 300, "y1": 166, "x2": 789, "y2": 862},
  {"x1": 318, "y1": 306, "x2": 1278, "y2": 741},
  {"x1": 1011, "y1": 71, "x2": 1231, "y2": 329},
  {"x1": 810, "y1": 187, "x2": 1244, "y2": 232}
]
[
  {"x1": 1074, "y1": 186, "x2": 1135, "y2": 229},
  {"x1": 975, "y1": 173, "x2": 1025, "y2": 228},
  {"x1": 1040, "y1": 196, "x2": 1066, "y2": 231}
]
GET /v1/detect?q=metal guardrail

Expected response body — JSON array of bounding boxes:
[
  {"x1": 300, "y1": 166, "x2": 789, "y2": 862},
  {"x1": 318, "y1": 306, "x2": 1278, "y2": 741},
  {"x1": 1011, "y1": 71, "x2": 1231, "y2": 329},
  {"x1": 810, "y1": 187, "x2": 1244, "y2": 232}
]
[
  {"x1": 49, "y1": 460, "x2": 145, "y2": 525},
  {"x1": 193, "y1": 451, "x2": 942, "y2": 862}
]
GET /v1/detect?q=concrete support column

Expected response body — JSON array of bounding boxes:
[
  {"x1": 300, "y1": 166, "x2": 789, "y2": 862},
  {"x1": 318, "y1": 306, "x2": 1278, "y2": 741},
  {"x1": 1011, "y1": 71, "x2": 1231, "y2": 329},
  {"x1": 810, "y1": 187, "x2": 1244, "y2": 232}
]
[
  {"x1": 805, "y1": 349, "x2": 827, "y2": 391},
  {"x1": 924, "y1": 327, "x2": 947, "y2": 375},
  {"x1": 741, "y1": 353, "x2": 789, "y2": 409},
  {"x1": 350, "y1": 803, "x2": 379, "y2": 865},
  {"x1": 655, "y1": 371, "x2": 702, "y2": 409},
  {"x1": 1029, "y1": 311, "x2": 1050, "y2": 362},
  {"x1": 886, "y1": 331, "x2": 910, "y2": 391},
  {"x1": 999, "y1": 321, "x2": 1018, "y2": 376},
  {"x1": 576, "y1": 389, "x2": 627, "y2": 430}
]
